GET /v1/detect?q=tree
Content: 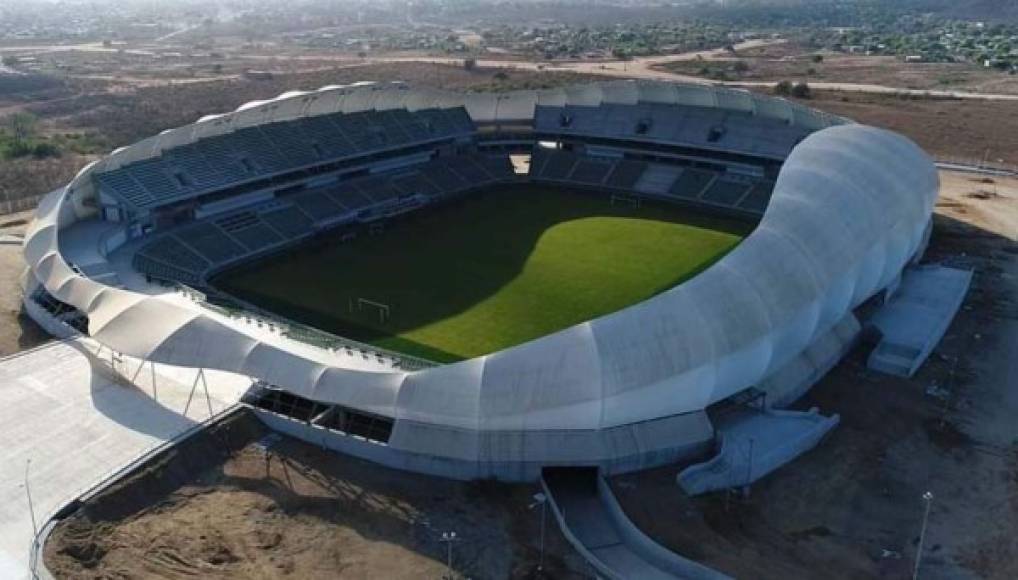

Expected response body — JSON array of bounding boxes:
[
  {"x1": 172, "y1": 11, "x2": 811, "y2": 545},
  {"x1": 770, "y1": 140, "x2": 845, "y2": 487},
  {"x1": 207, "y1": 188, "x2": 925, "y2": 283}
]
[
  {"x1": 812, "y1": 54, "x2": 824, "y2": 63},
  {"x1": 7, "y1": 112, "x2": 36, "y2": 146},
  {"x1": 1, "y1": 55, "x2": 16, "y2": 67},
  {"x1": 732, "y1": 60, "x2": 750, "y2": 73},
  {"x1": 791, "y1": 82, "x2": 812, "y2": 99},
  {"x1": 774, "y1": 80, "x2": 793, "y2": 96},
  {"x1": 463, "y1": 58, "x2": 477, "y2": 71}
]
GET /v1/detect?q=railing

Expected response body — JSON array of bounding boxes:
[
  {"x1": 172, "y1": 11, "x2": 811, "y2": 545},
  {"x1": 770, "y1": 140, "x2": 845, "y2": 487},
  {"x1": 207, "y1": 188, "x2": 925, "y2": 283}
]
[
  {"x1": 0, "y1": 192, "x2": 46, "y2": 216},
  {"x1": 934, "y1": 155, "x2": 1018, "y2": 175},
  {"x1": 172, "y1": 283, "x2": 438, "y2": 371}
]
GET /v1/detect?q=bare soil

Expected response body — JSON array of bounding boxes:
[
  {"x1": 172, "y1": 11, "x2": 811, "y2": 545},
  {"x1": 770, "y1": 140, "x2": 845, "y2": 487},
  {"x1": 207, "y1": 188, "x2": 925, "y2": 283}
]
[
  {"x1": 44, "y1": 410, "x2": 590, "y2": 579},
  {"x1": 794, "y1": 91, "x2": 1018, "y2": 167},
  {"x1": 612, "y1": 172, "x2": 1018, "y2": 580}
]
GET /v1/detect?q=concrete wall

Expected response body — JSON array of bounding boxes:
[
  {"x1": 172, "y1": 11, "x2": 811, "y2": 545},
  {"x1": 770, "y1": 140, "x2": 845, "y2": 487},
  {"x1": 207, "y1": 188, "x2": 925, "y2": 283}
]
[{"x1": 596, "y1": 476, "x2": 731, "y2": 580}]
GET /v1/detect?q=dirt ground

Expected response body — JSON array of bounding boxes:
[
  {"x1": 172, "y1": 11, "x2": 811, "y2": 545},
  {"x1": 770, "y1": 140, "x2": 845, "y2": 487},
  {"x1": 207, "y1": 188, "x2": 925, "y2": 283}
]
[
  {"x1": 44, "y1": 410, "x2": 590, "y2": 580},
  {"x1": 613, "y1": 171, "x2": 1018, "y2": 580},
  {"x1": 0, "y1": 209, "x2": 48, "y2": 358},
  {"x1": 658, "y1": 41, "x2": 1018, "y2": 96},
  {"x1": 803, "y1": 91, "x2": 1018, "y2": 167}
]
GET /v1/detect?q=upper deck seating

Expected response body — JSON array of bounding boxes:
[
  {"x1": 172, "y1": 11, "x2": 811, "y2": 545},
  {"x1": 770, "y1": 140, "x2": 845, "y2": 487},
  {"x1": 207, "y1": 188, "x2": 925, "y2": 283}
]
[
  {"x1": 536, "y1": 103, "x2": 811, "y2": 160},
  {"x1": 96, "y1": 107, "x2": 477, "y2": 211},
  {"x1": 95, "y1": 170, "x2": 154, "y2": 208}
]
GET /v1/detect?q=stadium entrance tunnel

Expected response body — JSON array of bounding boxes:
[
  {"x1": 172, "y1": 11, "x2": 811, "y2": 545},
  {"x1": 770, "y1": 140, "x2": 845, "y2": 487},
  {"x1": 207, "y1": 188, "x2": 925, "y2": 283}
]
[{"x1": 211, "y1": 184, "x2": 751, "y2": 363}]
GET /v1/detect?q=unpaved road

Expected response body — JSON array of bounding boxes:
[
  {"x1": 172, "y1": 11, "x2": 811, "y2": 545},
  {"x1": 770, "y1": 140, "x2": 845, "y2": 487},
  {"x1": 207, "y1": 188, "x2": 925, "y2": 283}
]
[{"x1": 9, "y1": 37, "x2": 1018, "y2": 101}]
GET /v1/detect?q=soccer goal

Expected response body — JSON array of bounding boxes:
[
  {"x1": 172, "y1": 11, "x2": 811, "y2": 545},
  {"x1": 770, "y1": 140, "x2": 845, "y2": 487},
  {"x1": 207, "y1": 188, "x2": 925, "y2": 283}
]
[{"x1": 349, "y1": 297, "x2": 391, "y2": 324}]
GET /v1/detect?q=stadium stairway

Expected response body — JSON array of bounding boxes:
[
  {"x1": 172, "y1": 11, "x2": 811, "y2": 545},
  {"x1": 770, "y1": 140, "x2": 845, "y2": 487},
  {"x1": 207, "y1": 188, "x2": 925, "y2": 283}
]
[
  {"x1": 676, "y1": 408, "x2": 839, "y2": 496},
  {"x1": 866, "y1": 264, "x2": 973, "y2": 377},
  {"x1": 542, "y1": 468, "x2": 730, "y2": 580}
]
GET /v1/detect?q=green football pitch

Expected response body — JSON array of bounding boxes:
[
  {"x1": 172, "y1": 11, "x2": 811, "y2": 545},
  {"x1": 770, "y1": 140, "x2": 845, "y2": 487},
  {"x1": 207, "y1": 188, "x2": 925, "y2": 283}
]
[{"x1": 213, "y1": 185, "x2": 751, "y2": 362}]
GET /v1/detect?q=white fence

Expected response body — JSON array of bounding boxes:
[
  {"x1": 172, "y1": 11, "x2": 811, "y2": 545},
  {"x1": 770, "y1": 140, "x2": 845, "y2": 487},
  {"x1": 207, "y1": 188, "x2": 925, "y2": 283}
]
[{"x1": 0, "y1": 194, "x2": 45, "y2": 217}]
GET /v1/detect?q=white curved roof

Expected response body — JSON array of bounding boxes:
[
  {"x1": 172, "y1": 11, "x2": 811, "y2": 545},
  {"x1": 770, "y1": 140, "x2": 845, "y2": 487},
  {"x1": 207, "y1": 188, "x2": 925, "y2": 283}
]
[{"x1": 23, "y1": 82, "x2": 936, "y2": 456}]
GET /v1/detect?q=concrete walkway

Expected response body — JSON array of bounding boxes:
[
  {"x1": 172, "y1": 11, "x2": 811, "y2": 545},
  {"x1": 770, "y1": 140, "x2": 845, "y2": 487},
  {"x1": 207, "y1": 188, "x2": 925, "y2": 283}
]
[
  {"x1": 868, "y1": 265, "x2": 973, "y2": 377},
  {"x1": 0, "y1": 338, "x2": 249, "y2": 579},
  {"x1": 543, "y1": 469, "x2": 729, "y2": 580},
  {"x1": 678, "y1": 408, "x2": 839, "y2": 496}
]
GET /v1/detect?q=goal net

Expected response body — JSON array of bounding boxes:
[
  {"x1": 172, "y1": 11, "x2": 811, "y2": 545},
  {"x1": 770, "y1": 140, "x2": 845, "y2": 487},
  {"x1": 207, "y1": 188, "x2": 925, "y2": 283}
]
[{"x1": 349, "y1": 297, "x2": 391, "y2": 324}]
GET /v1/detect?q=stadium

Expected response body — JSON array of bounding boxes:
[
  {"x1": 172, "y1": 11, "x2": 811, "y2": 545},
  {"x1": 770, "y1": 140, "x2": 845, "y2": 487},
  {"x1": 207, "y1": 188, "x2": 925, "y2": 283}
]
[{"x1": 22, "y1": 79, "x2": 938, "y2": 482}]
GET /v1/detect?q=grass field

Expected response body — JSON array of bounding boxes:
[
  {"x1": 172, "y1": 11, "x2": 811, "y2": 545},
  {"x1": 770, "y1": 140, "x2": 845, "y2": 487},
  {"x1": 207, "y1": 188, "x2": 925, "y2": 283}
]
[{"x1": 213, "y1": 185, "x2": 751, "y2": 362}]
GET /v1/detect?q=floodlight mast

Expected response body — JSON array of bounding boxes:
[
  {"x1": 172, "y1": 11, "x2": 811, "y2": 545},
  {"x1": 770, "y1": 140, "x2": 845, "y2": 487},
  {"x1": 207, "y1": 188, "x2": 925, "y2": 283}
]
[
  {"x1": 913, "y1": 491, "x2": 934, "y2": 580},
  {"x1": 529, "y1": 492, "x2": 548, "y2": 573}
]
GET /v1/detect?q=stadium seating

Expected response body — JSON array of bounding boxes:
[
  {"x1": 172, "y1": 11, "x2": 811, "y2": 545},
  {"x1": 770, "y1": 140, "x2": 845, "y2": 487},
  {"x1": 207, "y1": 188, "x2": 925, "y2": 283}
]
[
  {"x1": 474, "y1": 154, "x2": 515, "y2": 180},
  {"x1": 95, "y1": 107, "x2": 477, "y2": 211},
  {"x1": 214, "y1": 210, "x2": 286, "y2": 252},
  {"x1": 328, "y1": 183, "x2": 375, "y2": 210},
  {"x1": 604, "y1": 160, "x2": 647, "y2": 190},
  {"x1": 738, "y1": 182, "x2": 775, "y2": 214},
  {"x1": 132, "y1": 235, "x2": 210, "y2": 284},
  {"x1": 291, "y1": 189, "x2": 347, "y2": 224},
  {"x1": 95, "y1": 170, "x2": 154, "y2": 208},
  {"x1": 177, "y1": 222, "x2": 247, "y2": 264},
  {"x1": 570, "y1": 159, "x2": 614, "y2": 185},
  {"x1": 539, "y1": 151, "x2": 578, "y2": 181},
  {"x1": 260, "y1": 205, "x2": 315, "y2": 239},
  {"x1": 130, "y1": 152, "x2": 521, "y2": 283},
  {"x1": 357, "y1": 176, "x2": 401, "y2": 203},
  {"x1": 535, "y1": 103, "x2": 810, "y2": 160},
  {"x1": 701, "y1": 177, "x2": 753, "y2": 206},
  {"x1": 668, "y1": 168, "x2": 717, "y2": 200},
  {"x1": 421, "y1": 163, "x2": 469, "y2": 193}
]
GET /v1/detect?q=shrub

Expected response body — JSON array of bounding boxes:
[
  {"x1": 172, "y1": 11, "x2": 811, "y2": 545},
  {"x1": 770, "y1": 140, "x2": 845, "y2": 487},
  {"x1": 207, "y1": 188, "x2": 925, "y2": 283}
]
[
  {"x1": 774, "y1": 80, "x2": 793, "y2": 96},
  {"x1": 791, "y1": 82, "x2": 812, "y2": 99},
  {"x1": 31, "y1": 142, "x2": 61, "y2": 159}
]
